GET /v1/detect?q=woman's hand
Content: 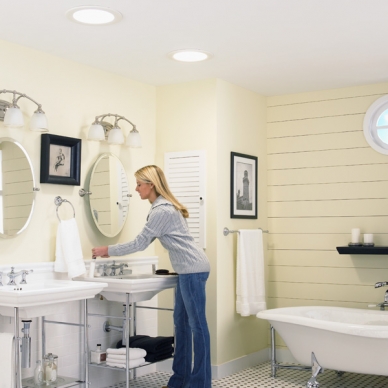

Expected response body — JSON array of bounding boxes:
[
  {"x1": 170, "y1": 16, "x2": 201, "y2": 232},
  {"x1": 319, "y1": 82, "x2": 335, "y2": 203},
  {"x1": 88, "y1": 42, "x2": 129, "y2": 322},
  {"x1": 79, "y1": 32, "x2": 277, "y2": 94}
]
[{"x1": 92, "y1": 246, "x2": 110, "y2": 258}]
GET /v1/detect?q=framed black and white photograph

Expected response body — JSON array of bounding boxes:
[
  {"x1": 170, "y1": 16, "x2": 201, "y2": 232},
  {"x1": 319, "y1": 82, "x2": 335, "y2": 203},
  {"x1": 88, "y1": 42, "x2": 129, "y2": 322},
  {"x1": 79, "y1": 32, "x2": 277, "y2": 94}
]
[
  {"x1": 230, "y1": 152, "x2": 258, "y2": 219},
  {"x1": 40, "y1": 134, "x2": 81, "y2": 185}
]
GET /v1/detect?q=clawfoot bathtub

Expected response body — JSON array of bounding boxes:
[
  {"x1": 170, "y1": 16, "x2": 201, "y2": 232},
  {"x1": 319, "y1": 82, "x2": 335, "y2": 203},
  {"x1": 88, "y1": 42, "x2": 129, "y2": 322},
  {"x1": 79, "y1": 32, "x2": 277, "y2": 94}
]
[{"x1": 257, "y1": 306, "x2": 388, "y2": 386}]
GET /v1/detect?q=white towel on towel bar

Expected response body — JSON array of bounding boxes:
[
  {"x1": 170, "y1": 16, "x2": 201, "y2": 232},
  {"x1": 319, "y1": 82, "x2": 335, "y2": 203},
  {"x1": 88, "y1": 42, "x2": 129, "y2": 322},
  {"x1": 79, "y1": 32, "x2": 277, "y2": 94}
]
[
  {"x1": 236, "y1": 229, "x2": 266, "y2": 316},
  {"x1": 0, "y1": 333, "x2": 14, "y2": 388},
  {"x1": 55, "y1": 218, "x2": 86, "y2": 279}
]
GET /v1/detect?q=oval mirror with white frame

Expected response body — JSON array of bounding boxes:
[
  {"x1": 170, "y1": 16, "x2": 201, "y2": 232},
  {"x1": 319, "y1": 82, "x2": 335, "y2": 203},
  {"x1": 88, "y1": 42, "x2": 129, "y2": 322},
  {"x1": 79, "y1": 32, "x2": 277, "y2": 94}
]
[
  {"x1": 363, "y1": 94, "x2": 388, "y2": 155},
  {"x1": 0, "y1": 137, "x2": 36, "y2": 238},
  {"x1": 88, "y1": 153, "x2": 130, "y2": 237}
]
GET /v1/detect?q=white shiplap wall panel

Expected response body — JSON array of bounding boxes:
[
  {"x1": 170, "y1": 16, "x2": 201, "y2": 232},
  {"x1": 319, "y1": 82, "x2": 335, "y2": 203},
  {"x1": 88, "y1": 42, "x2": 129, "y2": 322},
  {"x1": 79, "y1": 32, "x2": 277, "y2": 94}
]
[
  {"x1": 267, "y1": 93, "x2": 386, "y2": 123},
  {"x1": 268, "y1": 147, "x2": 386, "y2": 170},
  {"x1": 165, "y1": 150, "x2": 206, "y2": 248},
  {"x1": 267, "y1": 113, "x2": 365, "y2": 138},
  {"x1": 268, "y1": 164, "x2": 388, "y2": 187},
  {"x1": 267, "y1": 85, "x2": 388, "y2": 354}
]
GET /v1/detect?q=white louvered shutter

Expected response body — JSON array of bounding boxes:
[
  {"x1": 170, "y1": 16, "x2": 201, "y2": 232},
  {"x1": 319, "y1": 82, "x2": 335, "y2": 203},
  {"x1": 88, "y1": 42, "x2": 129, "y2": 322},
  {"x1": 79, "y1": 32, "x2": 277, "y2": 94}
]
[{"x1": 164, "y1": 150, "x2": 206, "y2": 249}]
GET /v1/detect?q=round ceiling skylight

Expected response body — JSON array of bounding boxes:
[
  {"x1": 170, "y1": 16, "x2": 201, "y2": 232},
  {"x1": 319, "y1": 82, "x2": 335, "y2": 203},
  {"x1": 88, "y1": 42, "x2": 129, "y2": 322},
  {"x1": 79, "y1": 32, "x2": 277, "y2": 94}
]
[
  {"x1": 66, "y1": 6, "x2": 122, "y2": 25},
  {"x1": 168, "y1": 49, "x2": 212, "y2": 62}
]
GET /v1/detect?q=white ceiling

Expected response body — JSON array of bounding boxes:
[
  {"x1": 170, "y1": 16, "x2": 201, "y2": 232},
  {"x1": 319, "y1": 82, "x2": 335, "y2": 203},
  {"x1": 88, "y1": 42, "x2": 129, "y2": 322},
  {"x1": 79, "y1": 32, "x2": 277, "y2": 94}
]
[{"x1": 1, "y1": 0, "x2": 388, "y2": 96}]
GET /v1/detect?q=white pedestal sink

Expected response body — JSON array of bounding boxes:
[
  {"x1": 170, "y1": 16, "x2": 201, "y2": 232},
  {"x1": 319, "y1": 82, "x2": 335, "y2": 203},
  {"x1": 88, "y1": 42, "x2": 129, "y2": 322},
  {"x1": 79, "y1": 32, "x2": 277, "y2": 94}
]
[
  {"x1": 0, "y1": 280, "x2": 108, "y2": 318},
  {"x1": 74, "y1": 274, "x2": 178, "y2": 302}
]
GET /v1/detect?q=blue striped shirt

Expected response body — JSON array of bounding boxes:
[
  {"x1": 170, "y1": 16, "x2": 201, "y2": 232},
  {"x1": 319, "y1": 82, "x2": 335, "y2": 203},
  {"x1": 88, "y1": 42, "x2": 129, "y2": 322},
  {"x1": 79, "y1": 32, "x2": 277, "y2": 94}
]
[{"x1": 108, "y1": 196, "x2": 210, "y2": 274}]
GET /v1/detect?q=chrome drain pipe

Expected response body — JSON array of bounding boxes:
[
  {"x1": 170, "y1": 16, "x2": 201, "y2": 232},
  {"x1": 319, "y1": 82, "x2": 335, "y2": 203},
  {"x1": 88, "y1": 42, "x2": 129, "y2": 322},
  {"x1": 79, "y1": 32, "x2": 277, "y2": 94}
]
[{"x1": 21, "y1": 319, "x2": 32, "y2": 369}]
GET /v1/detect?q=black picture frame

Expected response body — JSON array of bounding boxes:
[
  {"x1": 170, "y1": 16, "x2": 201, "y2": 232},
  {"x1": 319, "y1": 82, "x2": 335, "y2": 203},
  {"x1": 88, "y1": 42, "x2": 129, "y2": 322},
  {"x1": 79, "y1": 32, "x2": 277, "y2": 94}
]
[
  {"x1": 40, "y1": 134, "x2": 81, "y2": 185},
  {"x1": 230, "y1": 152, "x2": 258, "y2": 219}
]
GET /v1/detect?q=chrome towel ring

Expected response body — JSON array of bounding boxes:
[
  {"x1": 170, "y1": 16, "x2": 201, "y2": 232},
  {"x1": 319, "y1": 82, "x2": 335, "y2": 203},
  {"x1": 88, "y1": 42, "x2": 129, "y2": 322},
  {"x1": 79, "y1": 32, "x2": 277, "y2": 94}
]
[{"x1": 54, "y1": 196, "x2": 75, "y2": 221}]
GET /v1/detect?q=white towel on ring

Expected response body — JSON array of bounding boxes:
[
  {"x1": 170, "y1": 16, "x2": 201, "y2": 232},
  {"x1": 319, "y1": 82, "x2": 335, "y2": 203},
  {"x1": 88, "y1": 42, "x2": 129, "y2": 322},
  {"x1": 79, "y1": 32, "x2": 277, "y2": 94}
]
[
  {"x1": 0, "y1": 333, "x2": 14, "y2": 388},
  {"x1": 236, "y1": 229, "x2": 266, "y2": 316},
  {"x1": 55, "y1": 218, "x2": 86, "y2": 279}
]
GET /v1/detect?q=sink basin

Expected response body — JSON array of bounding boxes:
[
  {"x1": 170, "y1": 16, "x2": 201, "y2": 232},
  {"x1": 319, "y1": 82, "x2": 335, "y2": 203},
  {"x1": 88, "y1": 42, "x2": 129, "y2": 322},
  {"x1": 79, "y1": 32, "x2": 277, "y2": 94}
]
[
  {"x1": 0, "y1": 280, "x2": 108, "y2": 318},
  {"x1": 74, "y1": 273, "x2": 178, "y2": 302},
  {"x1": 108, "y1": 274, "x2": 154, "y2": 280}
]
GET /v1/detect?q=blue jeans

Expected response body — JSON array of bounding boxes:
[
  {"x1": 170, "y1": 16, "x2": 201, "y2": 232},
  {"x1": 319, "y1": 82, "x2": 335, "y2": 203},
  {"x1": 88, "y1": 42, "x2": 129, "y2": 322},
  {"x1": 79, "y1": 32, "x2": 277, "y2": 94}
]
[{"x1": 168, "y1": 272, "x2": 211, "y2": 388}]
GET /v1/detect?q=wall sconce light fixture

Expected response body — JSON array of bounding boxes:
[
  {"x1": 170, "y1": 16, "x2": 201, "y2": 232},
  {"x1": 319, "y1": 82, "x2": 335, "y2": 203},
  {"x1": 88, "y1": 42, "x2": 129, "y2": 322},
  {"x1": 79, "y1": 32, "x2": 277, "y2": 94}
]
[
  {"x1": 87, "y1": 113, "x2": 141, "y2": 147},
  {"x1": 0, "y1": 89, "x2": 48, "y2": 131}
]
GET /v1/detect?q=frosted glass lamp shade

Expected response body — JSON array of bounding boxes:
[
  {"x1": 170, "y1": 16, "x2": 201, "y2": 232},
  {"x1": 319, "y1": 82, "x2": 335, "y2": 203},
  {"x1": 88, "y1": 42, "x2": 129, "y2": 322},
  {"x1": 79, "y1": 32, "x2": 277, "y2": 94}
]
[
  {"x1": 107, "y1": 127, "x2": 124, "y2": 144},
  {"x1": 126, "y1": 130, "x2": 142, "y2": 148},
  {"x1": 30, "y1": 112, "x2": 48, "y2": 132},
  {"x1": 4, "y1": 106, "x2": 24, "y2": 127},
  {"x1": 88, "y1": 123, "x2": 105, "y2": 141}
]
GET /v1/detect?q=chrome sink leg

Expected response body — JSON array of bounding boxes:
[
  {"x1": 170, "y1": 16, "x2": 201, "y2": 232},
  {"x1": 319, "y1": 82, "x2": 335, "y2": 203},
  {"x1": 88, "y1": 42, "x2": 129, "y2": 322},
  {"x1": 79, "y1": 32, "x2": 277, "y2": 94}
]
[{"x1": 306, "y1": 352, "x2": 323, "y2": 388}]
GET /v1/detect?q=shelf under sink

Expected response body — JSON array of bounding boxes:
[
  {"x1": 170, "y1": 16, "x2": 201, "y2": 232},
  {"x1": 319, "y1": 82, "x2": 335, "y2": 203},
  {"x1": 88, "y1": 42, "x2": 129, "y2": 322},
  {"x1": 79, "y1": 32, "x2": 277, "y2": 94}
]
[{"x1": 22, "y1": 375, "x2": 83, "y2": 388}]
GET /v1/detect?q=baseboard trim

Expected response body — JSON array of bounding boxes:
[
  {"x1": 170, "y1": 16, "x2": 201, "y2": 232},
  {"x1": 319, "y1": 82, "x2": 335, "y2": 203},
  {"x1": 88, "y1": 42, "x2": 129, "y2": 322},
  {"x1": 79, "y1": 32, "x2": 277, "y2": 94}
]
[
  {"x1": 156, "y1": 348, "x2": 300, "y2": 379},
  {"x1": 211, "y1": 348, "x2": 269, "y2": 379},
  {"x1": 156, "y1": 348, "x2": 271, "y2": 380}
]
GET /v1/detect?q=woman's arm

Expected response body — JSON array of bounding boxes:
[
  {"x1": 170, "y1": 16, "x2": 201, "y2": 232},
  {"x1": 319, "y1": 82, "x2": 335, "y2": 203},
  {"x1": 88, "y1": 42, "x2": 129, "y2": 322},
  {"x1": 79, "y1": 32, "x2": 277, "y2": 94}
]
[{"x1": 92, "y1": 205, "x2": 171, "y2": 257}]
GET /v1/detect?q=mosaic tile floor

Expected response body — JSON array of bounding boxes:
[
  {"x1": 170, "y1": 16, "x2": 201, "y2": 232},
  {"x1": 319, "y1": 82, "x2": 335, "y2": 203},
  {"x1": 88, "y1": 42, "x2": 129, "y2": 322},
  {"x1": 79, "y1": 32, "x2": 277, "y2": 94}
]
[{"x1": 108, "y1": 362, "x2": 388, "y2": 387}]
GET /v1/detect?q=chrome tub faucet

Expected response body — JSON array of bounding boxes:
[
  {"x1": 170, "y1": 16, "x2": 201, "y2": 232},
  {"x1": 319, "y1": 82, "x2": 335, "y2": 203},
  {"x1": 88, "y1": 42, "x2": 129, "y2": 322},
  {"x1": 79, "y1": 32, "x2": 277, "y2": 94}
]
[
  {"x1": 7, "y1": 267, "x2": 34, "y2": 285},
  {"x1": 374, "y1": 281, "x2": 388, "y2": 310}
]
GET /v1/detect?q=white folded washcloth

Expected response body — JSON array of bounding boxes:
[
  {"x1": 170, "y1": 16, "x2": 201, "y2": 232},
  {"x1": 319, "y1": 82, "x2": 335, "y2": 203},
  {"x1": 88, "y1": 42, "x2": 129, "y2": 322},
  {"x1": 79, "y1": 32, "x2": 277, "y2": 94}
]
[
  {"x1": 106, "y1": 348, "x2": 146, "y2": 360},
  {"x1": 236, "y1": 229, "x2": 267, "y2": 316},
  {"x1": 106, "y1": 357, "x2": 145, "y2": 369},
  {"x1": 106, "y1": 347, "x2": 127, "y2": 355},
  {"x1": 55, "y1": 218, "x2": 86, "y2": 279},
  {"x1": 0, "y1": 333, "x2": 14, "y2": 388}
]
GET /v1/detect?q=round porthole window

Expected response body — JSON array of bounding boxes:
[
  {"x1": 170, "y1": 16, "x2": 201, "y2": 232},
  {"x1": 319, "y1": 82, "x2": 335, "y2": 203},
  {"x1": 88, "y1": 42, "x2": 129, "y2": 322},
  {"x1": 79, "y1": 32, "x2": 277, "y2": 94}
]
[{"x1": 363, "y1": 94, "x2": 388, "y2": 155}]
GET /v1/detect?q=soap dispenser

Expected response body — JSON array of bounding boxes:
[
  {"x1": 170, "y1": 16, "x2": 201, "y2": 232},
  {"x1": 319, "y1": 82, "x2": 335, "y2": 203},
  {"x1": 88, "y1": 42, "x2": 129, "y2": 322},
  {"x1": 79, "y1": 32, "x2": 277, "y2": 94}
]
[
  {"x1": 34, "y1": 360, "x2": 44, "y2": 385},
  {"x1": 90, "y1": 344, "x2": 106, "y2": 364}
]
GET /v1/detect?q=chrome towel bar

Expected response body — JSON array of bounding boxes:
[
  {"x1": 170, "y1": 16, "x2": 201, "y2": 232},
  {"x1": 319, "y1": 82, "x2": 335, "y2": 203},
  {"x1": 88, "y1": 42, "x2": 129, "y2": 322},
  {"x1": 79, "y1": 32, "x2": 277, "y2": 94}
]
[{"x1": 223, "y1": 227, "x2": 269, "y2": 236}]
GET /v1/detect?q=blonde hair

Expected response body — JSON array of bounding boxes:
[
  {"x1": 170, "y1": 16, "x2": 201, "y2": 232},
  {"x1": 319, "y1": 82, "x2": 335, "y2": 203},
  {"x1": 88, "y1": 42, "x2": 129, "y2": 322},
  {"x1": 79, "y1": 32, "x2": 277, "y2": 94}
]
[{"x1": 135, "y1": 165, "x2": 189, "y2": 218}]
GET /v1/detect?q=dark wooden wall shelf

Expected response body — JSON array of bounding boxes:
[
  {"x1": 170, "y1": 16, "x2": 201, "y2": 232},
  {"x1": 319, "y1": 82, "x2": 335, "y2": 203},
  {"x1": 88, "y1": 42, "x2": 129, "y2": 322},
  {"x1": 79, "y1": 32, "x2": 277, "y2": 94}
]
[{"x1": 336, "y1": 246, "x2": 388, "y2": 255}]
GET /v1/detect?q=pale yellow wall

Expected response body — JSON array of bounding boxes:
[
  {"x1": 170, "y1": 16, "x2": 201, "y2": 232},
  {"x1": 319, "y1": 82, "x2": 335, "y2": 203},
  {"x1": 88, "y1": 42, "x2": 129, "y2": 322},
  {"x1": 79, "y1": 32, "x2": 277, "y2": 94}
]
[
  {"x1": 267, "y1": 82, "x2": 388, "y2": 350},
  {"x1": 215, "y1": 79, "x2": 267, "y2": 364},
  {"x1": 155, "y1": 79, "x2": 268, "y2": 366},
  {"x1": 155, "y1": 79, "x2": 218, "y2": 360},
  {"x1": 0, "y1": 38, "x2": 270, "y2": 369},
  {"x1": 0, "y1": 39, "x2": 157, "y2": 263},
  {"x1": 6, "y1": 33, "x2": 383, "y2": 369}
]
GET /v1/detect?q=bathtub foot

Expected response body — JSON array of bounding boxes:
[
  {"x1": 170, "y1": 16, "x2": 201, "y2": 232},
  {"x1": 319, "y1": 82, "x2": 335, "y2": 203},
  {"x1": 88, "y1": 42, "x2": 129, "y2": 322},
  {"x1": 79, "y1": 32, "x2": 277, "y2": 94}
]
[
  {"x1": 335, "y1": 371, "x2": 345, "y2": 377},
  {"x1": 306, "y1": 352, "x2": 323, "y2": 388}
]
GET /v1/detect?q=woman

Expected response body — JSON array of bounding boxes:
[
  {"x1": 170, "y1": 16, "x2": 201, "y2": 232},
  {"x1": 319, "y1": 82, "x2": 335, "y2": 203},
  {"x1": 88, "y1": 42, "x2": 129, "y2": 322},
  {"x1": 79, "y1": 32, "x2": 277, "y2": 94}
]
[{"x1": 92, "y1": 165, "x2": 211, "y2": 388}]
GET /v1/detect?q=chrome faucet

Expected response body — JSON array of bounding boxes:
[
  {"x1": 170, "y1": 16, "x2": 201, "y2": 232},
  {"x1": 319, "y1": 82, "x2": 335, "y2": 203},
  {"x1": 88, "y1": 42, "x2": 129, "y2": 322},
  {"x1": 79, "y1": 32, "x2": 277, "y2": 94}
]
[
  {"x1": 97, "y1": 262, "x2": 129, "y2": 276},
  {"x1": 374, "y1": 281, "x2": 388, "y2": 310},
  {"x1": 7, "y1": 267, "x2": 34, "y2": 285},
  {"x1": 375, "y1": 281, "x2": 388, "y2": 290},
  {"x1": 117, "y1": 263, "x2": 129, "y2": 275},
  {"x1": 107, "y1": 261, "x2": 128, "y2": 276},
  {"x1": 97, "y1": 264, "x2": 109, "y2": 277}
]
